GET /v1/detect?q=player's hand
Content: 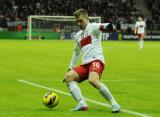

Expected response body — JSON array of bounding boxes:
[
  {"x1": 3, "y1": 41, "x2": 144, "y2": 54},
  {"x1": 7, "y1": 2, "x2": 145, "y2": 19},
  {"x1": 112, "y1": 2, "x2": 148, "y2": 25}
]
[
  {"x1": 63, "y1": 79, "x2": 65, "y2": 83},
  {"x1": 68, "y1": 68, "x2": 71, "y2": 72},
  {"x1": 106, "y1": 23, "x2": 116, "y2": 32}
]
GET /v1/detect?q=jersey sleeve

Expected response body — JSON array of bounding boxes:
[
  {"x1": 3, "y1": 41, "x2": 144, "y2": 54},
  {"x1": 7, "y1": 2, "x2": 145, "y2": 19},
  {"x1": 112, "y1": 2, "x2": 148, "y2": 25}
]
[
  {"x1": 92, "y1": 23, "x2": 110, "y2": 32},
  {"x1": 135, "y1": 22, "x2": 138, "y2": 28},
  {"x1": 69, "y1": 41, "x2": 80, "y2": 69}
]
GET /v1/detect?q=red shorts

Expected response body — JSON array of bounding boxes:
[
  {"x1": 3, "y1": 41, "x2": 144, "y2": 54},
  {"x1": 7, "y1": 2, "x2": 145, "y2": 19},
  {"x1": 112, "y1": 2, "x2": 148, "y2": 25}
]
[{"x1": 73, "y1": 60, "x2": 105, "y2": 82}]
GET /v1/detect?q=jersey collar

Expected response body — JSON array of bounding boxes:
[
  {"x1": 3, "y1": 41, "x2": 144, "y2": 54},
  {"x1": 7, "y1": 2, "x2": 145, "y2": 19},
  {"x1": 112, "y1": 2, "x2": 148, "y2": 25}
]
[{"x1": 83, "y1": 22, "x2": 90, "y2": 31}]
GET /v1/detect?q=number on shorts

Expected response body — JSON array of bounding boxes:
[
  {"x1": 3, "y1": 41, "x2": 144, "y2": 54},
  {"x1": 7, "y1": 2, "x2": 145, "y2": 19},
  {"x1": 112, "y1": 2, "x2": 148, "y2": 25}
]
[{"x1": 93, "y1": 62, "x2": 100, "y2": 68}]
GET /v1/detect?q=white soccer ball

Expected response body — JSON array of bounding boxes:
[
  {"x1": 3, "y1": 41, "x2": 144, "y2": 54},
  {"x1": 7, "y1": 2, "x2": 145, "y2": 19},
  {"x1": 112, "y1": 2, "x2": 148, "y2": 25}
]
[{"x1": 43, "y1": 91, "x2": 59, "y2": 108}]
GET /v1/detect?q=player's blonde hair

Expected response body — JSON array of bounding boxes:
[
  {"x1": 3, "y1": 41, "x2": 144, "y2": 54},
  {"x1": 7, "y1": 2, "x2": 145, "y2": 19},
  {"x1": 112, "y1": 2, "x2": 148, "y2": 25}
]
[{"x1": 73, "y1": 9, "x2": 89, "y2": 18}]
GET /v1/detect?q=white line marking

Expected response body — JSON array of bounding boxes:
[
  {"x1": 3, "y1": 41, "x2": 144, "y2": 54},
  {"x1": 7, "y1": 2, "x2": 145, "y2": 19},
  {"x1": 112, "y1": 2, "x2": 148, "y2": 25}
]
[
  {"x1": 17, "y1": 79, "x2": 152, "y2": 117},
  {"x1": 102, "y1": 79, "x2": 160, "y2": 82},
  {"x1": 31, "y1": 79, "x2": 160, "y2": 82}
]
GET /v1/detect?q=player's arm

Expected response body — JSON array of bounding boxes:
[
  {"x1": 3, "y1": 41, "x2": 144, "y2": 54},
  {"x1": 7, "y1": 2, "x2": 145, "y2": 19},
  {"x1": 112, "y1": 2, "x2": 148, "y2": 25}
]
[
  {"x1": 68, "y1": 43, "x2": 80, "y2": 71},
  {"x1": 134, "y1": 23, "x2": 138, "y2": 34},
  {"x1": 63, "y1": 43, "x2": 80, "y2": 83},
  {"x1": 134, "y1": 27, "x2": 137, "y2": 34},
  {"x1": 63, "y1": 40, "x2": 80, "y2": 83},
  {"x1": 98, "y1": 23, "x2": 116, "y2": 32}
]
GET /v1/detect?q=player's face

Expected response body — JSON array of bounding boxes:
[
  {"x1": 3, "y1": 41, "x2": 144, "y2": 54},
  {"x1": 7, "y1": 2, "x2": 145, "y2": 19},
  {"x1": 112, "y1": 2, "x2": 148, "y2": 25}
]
[
  {"x1": 75, "y1": 15, "x2": 89, "y2": 30},
  {"x1": 138, "y1": 17, "x2": 142, "y2": 21}
]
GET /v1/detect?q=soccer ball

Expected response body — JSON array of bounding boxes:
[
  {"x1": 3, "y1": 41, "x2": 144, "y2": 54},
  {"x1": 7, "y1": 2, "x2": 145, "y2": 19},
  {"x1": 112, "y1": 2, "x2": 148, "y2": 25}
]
[{"x1": 43, "y1": 91, "x2": 59, "y2": 108}]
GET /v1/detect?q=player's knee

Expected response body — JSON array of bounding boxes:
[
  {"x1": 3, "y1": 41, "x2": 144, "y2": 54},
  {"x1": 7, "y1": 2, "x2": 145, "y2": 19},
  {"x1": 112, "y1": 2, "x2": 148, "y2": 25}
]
[
  {"x1": 89, "y1": 72, "x2": 101, "y2": 88},
  {"x1": 64, "y1": 70, "x2": 78, "y2": 84},
  {"x1": 88, "y1": 77, "x2": 94, "y2": 84},
  {"x1": 88, "y1": 77, "x2": 99, "y2": 88},
  {"x1": 64, "y1": 73, "x2": 73, "y2": 83}
]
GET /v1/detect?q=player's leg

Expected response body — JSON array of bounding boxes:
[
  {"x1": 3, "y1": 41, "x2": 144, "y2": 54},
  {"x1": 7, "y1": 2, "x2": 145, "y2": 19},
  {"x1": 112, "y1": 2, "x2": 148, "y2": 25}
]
[
  {"x1": 138, "y1": 34, "x2": 144, "y2": 49},
  {"x1": 64, "y1": 68, "x2": 88, "y2": 111},
  {"x1": 89, "y1": 72, "x2": 120, "y2": 112},
  {"x1": 88, "y1": 61, "x2": 120, "y2": 112},
  {"x1": 140, "y1": 34, "x2": 144, "y2": 49},
  {"x1": 138, "y1": 34, "x2": 141, "y2": 48}
]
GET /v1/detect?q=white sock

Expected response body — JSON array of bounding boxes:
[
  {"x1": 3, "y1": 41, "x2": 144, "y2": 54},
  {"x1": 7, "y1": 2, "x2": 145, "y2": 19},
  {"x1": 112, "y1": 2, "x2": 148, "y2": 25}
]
[
  {"x1": 99, "y1": 82, "x2": 118, "y2": 105},
  {"x1": 139, "y1": 40, "x2": 143, "y2": 49},
  {"x1": 67, "y1": 81, "x2": 87, "y2": 105}
]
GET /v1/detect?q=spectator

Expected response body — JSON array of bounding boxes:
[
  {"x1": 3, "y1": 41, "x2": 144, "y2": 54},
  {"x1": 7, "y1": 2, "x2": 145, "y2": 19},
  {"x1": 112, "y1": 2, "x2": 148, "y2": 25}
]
[
  {"x1": 0, "y1": 15, "x2": 8, "y2": 28},
  {"x1": 17, "y1": 23, "x2": 23, "y2": 32}
]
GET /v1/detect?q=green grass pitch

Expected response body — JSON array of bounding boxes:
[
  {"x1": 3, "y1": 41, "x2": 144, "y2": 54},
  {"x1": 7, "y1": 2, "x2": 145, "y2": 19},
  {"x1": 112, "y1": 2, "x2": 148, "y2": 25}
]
[{"x1": 0, "y1": 40, "x2": 160, "y2": 117}]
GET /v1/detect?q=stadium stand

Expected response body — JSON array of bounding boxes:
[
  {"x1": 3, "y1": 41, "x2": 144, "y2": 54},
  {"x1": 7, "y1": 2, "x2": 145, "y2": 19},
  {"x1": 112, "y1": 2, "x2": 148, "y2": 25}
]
[
  {"x1": 0, "y1": 0, "x2": 159, "y2": 32},
  {"x1": 146, "y1": 0, "x2": 160, "y2": 30},
  {"x1": 0, "y1": 0, "x2": 141, "y2": 23}
]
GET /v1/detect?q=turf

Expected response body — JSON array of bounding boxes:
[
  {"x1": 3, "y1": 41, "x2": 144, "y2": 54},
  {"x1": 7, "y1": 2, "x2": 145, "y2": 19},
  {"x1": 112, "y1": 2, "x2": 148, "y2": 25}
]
[{"x1": 0, "y1": 40, "x2": 160, "y2": 117}]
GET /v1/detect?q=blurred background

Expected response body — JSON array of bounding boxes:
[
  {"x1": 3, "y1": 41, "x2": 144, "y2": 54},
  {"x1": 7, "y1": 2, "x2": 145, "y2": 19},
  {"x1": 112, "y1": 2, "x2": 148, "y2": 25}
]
[{"x1": 0, "y1": 0, "x2": 159, "y2": 40}]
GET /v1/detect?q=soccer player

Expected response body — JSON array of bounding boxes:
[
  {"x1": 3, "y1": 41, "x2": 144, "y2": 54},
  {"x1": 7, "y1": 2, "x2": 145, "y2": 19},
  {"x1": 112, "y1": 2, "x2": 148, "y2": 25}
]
[
  {"x1": 134, "y1": 16, "x2": 146, "y2": 49},
  {"x1": 63, "y1": 9, "x2": 120, "y2": 113}
]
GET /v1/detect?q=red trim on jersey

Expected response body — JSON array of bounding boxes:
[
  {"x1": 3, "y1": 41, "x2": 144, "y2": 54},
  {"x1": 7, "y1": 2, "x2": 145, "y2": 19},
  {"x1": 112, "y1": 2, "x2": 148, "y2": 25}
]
[
  {"x1": 99, "y1": 25, "x2": 106, "y2": 32},
  {"x1": 80, "y1": 35, "x2": 92, "y2": 48}
]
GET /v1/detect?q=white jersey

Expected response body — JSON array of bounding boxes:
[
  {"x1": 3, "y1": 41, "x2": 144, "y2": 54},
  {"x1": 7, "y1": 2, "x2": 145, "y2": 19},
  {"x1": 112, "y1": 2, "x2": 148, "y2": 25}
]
[
  {"x1": 135, "y1": 21, "x2": 146, "y2": 34},
  {"x1": 69, "y1": 22, "x2": 109, "y2": 69}
]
